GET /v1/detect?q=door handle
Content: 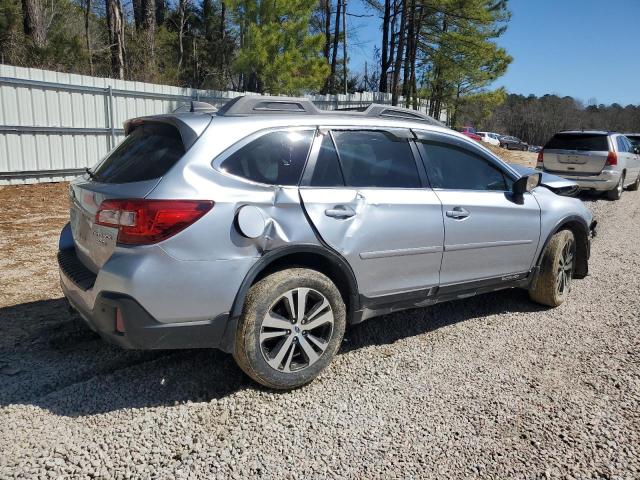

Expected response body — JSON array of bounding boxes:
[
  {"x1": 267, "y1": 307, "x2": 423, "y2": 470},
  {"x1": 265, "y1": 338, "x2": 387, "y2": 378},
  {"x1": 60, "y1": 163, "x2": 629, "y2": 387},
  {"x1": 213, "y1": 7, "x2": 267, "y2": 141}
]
[
  {"x1": 446, "y1": 207, "x2": 470, "y2": 219},
  {"x1": 325, "y1": 205, "x2": 356, "y2": 219}
]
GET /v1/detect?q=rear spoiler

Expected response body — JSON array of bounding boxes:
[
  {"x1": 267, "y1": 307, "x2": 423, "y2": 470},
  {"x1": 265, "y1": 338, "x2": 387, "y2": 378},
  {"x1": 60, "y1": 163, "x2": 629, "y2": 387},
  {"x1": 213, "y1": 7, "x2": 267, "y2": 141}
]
[{"x1": 123, "y1": 114, "x2": 213, "y2": 149}]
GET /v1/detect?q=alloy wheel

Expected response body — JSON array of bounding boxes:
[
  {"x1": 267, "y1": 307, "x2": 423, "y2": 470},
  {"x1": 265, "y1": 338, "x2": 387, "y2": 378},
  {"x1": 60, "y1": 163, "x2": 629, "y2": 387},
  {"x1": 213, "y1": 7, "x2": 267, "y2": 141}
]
[
  {"x1": 259, "y1": 288, "x2": 334, "y2": 373},
  {"x1": 556, "y1": 239, "x2": 575, "y2": 296}
]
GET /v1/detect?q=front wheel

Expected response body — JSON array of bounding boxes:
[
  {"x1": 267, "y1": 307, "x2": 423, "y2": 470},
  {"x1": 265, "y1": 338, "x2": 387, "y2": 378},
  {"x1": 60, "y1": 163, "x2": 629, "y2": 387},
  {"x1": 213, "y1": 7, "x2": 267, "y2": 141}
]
[
  {"x1": 529, "y1": 230, "x2": 576, "y2": 307},
  {"x1": 233, "y1": 268, "x2": 346, "y2": 389},
  {"x1": 606, "y1": 174, "x2": 624, "y2": 200}
]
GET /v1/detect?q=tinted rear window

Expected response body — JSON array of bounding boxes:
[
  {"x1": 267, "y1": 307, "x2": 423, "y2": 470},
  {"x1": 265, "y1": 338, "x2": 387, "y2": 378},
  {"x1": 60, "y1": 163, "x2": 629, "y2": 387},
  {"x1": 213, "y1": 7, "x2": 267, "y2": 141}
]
[
  {"x1": 93, "y1": 123, "x2": 185, "y2": 183},
  {"x1": 626, "y1": 135, "x2": 640, "y2": 148},
  {"x1": 544, "y1": 134, "x2": 608, "y2": 151}
]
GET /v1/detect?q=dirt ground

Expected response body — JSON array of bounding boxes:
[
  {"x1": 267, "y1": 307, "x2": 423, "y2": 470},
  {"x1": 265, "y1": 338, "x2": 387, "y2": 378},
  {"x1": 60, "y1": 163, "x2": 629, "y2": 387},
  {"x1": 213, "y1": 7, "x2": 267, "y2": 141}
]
[{"x1": 0, "y1": 183, "x2": 69, "y2": 307}]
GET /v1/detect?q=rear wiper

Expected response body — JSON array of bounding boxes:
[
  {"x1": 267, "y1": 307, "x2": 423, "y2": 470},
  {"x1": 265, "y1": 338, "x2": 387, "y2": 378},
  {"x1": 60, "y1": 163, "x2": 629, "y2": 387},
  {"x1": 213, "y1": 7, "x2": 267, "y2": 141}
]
[{"x1": 85, "y1": 167, "x2": 96, "y2": 180}]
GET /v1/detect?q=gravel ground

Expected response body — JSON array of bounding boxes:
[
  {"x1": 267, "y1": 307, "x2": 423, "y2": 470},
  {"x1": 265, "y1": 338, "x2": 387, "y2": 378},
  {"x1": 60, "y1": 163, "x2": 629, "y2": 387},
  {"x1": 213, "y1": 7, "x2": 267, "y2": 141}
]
[{"x1": 0, "y1": 182, "x2": 638, "y2": 479}]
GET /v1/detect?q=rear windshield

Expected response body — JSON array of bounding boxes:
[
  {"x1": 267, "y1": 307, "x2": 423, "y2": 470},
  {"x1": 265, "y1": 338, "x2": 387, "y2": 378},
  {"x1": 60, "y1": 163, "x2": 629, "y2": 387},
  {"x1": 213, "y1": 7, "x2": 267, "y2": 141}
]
[
  {"x1": 626, "y1": 135, "x2": 640, "y2": 148},
  {"x1": 92, "y1": 123, "x2": 185, "y2": 183},
  {"x1": 544, "y1": 133, "x2": 608, "y2": 152}
]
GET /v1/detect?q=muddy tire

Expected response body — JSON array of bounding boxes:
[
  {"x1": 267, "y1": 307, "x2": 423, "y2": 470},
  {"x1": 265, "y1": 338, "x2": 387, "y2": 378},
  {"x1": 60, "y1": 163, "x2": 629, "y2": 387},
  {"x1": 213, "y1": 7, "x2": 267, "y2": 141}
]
[
  {"x1": 606, "y1": 174, "x2": 624, "y2": 200},
  {"x1": 233, "y1": 268, "x2": 346, "y2": 389},
  {"x1": 529, "y1": 230, "x2": 576, "y2": 307}
]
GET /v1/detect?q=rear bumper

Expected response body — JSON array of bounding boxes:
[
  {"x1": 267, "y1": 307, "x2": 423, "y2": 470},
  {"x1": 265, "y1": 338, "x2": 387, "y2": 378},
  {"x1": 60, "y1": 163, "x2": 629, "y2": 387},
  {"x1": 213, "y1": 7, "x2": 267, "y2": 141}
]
[
  {"x1": 543, "y1": 168, "x2": 621, "y2": 191},
  {"x1": 58, "y1": 244, "x2": 241, "y2": 352},
  {"x1": 61, "y1": 279, "x2": 235, "y2": 351}
]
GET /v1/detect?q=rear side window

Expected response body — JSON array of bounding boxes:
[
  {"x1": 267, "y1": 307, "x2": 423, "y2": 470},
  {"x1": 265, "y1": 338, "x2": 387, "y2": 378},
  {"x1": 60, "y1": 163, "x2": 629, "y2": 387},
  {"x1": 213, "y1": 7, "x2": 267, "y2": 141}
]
[
  {"x1": 616, "y1": 137, "x2": 628, "y2": 152},
  {"x1": 331, "y1": 130, "x2": 420, "y2": 188},
  {"x1": 545, "y1": 133, "x2": 608, "y2": 151},
  {"x1": 421, "y1": 142, "x2": 509, "y2": 191},
  {"x1": 93, "y1": 123, "x2": 185, "y2": 183},
  {"x1": 220, "y1": 130, "x2": 314, "y2": 185}
]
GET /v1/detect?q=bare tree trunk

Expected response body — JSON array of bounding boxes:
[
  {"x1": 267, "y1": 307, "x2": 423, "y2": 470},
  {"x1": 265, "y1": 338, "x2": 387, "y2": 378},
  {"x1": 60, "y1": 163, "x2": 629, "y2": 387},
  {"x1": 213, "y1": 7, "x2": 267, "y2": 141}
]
[
  {"x1": 220, "y1": 1, "x2": 226, "y2": 83},
  {"x1": 379, "y1": 0, "x2": 390, "y2": 93},
  {"x1": 391, "y1": 0, "x2": 406, "y2": 106},
  {"x1": 388, "y1": 0, "x2": 398, "y2": 90},
  {"x1": 132, "y1": 0, "x2": 143, "y2": 30},
  {"x1": 323, "y1": 0, "x2": 331, "y2": 61},
  {"x1": 402, "y1": 0, "x2": 413, "y2": 105},
  {"x1": 141, "y1": 0, "x2": 156, "y2": 75},
  {"x1": 21, "y1": 0, "x2": 46, "y2": 48},
  {"x1": 83, "y1": 0, "x2": 94, "y2": 75},
  {"x1": 155, "y1": 0, "x2": 166, "y2": 26},
  {"x1": 177, "y1": 0, "x2": 186, "y2": 74},
  {"x1": 342, "y1": 0, "x2": 347, "y2": 95},
  {"x1": 105, "y1": 0, "x2": 125, "y2": 79},
  {"x1": 328, "y1": 0, "x2": 341, "y2": 92}
]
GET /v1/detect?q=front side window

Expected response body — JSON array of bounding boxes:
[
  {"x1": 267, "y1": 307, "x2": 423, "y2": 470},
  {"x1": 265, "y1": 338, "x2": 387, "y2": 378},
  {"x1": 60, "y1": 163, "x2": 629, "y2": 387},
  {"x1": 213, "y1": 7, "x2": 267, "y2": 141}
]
[
  {"x1": 331, "y1": 130, "x2": 420, "y2": 188},
  {"x1": 220, "y1": 130, "x2": 314, "y2": 185},
  {"x1": 420, "y1": 142, "x2": 509, "y2": 191}
]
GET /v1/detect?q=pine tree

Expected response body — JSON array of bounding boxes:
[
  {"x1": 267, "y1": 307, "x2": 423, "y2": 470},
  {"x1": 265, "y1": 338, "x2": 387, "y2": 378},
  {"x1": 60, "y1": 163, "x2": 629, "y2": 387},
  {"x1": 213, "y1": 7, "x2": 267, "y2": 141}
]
[{"x1": 228, "y1": 0, "x2": 330, "y2": 95}]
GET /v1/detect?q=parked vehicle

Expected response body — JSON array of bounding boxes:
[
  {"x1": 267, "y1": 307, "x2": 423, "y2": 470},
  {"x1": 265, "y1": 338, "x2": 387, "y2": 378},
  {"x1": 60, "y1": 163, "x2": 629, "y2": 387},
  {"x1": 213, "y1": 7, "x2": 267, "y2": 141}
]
[
  {"x1": 58, "y1": 96, "x2": 596, "y2": 389},
  {"x1": 537, "y1": 131, "x2": 640, "y2": 200},
  {"x1": 500, "y1": 135, "x2": 529, "y2": 151},
  {"x1": 477, "y1": 131, "x2": 501, "y2": 146},
  {"x1": 459, "y1": 126, "x2": 482, "y2": 142},
  {"x1": 528, "y1": 145, "x2": 543, "y2": 153}
]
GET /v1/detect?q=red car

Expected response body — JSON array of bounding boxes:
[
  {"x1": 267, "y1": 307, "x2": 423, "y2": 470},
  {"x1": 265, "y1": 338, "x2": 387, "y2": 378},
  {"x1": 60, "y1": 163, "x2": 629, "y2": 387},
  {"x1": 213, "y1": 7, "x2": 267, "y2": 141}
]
[{"x1": 459, "y1": 126, "x2": 482, "y2": 142}]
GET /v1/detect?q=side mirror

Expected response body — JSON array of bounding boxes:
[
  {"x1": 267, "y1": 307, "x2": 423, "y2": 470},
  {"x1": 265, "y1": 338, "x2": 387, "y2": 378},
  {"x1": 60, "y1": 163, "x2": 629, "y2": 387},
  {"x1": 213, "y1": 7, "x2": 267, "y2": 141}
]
[{"x1": 513, "y1": 173, "x2": 541, "y2": 196}]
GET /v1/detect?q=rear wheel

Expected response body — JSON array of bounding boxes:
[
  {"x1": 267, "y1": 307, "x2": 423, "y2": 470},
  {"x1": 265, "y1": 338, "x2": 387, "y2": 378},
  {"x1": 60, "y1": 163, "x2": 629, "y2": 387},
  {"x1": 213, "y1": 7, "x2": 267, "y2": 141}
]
[
  {"x1": 233, "y1": 268, "x2": 346, "y2": 389},
  {"x1": 529, "y1": 230, "x2": 575, "y2": 307},
  {"x1": 628, "y1": 173, "x2": 640, "y2": 191},
  {"x1": 606, "y1": 174, "x2": 624, "y2": 200}
]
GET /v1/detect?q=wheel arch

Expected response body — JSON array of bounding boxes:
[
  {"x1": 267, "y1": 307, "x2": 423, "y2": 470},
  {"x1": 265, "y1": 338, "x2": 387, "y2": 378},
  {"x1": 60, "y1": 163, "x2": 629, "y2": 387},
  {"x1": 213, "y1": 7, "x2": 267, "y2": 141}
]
[
  {"x1": 536, "y1": 215, "x2": 590, "y2": 279},
  {"x1": 229, "y1": 244, "x2": 360, "y2": 320}
]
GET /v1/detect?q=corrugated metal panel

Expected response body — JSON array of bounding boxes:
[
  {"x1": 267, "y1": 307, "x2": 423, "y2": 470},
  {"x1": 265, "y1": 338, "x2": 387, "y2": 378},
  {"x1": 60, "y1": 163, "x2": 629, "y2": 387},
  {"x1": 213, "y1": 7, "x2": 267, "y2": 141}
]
[{"x1": 0, "y1": 64, "x2": 437, "y2": 184}]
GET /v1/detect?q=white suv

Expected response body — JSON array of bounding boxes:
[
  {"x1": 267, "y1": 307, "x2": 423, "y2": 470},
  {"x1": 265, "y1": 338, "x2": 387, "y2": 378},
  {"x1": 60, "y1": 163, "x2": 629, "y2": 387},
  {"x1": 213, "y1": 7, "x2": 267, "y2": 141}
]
[
  {"x1": 537, "y1": 131, "x2": 640, "y2": 200},
  {"x1": 477, "y1": 131, "x2": 501, "y2": 146}
]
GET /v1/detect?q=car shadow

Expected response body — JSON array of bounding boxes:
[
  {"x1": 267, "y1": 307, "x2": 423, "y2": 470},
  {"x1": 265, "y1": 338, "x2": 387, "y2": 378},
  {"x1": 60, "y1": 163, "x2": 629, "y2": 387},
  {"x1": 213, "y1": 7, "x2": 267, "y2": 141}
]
[{"x1": 0, "y1": 290, "x2": 547, "y2": 417}]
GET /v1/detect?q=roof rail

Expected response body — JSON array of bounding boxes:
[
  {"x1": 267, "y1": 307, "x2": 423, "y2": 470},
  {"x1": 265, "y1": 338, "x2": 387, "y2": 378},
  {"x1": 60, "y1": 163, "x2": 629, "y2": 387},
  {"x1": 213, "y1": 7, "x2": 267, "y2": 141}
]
[
  {"x1": 215, "y1": 95, "x2": 444, "y2": 126},
  {"x1": 217, "y1": 96, "x2": 320, "y2": 116}
]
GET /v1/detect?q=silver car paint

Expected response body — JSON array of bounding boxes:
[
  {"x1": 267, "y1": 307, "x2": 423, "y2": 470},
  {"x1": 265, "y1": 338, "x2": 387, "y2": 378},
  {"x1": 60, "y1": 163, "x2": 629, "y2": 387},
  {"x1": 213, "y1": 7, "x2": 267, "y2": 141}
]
[{"x1": 61, "y1": 110, "x2": 593, "y2": 329}]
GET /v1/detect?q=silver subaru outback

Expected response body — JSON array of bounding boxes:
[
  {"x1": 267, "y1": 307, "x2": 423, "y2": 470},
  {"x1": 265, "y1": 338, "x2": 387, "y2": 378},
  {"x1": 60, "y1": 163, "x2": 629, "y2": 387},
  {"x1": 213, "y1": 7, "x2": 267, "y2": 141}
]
[{"x1": 58, "y1": 96, "x2": 596, "y2": 389}]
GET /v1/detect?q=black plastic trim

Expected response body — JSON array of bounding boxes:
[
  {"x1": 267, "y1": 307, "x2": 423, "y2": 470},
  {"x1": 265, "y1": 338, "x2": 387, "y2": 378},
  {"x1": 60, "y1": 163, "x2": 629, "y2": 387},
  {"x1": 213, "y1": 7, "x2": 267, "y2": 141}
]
[
  {"x1": 535, "y1": 215, "x2": 590, "y2": 278},
  {"x1": 57, "y1": 248, "x2": 97, "y2": 291},
  {"x1": 359, "y1": 270, "x2": 534, "y2": 318},
  {"x1": 229, "y1": 244, "x2": 360, "y2": 320},
  {"x1": 64, "y1": 289, "x2": 231, "y2": 350}
]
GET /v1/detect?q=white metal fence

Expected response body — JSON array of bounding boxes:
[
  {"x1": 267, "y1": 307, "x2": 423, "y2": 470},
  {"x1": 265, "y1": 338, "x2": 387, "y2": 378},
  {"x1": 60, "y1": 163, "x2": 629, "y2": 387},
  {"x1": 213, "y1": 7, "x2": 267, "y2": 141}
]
[{"x1": 0, "y1": 64, "x2": 438, "y2": 184}]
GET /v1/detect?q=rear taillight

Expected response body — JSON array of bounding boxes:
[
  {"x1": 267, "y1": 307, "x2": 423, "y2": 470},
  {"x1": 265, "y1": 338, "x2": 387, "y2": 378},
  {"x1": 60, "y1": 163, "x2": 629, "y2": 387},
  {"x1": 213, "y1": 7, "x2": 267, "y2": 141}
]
[
  {"x1": 96, "y1": 199, "x2": 214, "y2": 245},
  {"x1": 606, "y1": 151, "x2": 618, "y2": 166},
  {"x1": 537, "y1": 149, "x2": 544, "y2": 166}
]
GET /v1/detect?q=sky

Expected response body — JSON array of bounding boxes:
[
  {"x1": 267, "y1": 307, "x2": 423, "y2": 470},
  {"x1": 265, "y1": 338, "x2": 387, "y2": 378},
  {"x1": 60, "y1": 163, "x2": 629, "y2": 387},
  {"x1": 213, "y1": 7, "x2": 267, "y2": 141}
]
[{"x1": 347, "y1": 0, "x2": 640, "y2": 106}]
